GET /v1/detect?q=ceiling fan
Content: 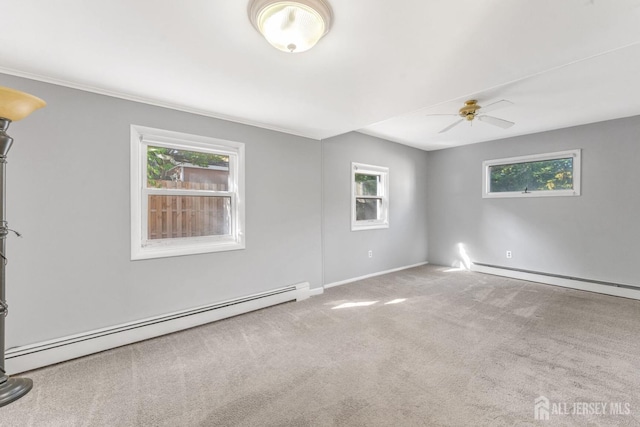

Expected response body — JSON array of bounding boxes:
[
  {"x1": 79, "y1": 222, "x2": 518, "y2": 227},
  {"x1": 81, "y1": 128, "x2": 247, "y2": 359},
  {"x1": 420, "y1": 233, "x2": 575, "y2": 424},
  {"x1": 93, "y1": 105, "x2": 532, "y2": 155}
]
[{"x1": 429, "y1": 99, "x2": 515, "y2": 134}]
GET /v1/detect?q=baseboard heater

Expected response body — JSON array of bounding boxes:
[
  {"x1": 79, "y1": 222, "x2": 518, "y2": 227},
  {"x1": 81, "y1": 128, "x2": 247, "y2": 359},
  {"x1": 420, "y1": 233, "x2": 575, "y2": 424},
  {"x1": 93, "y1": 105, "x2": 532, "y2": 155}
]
[
  {"x1": 5, "y1": 282, "x2": 311, "y2": 375},
  {"x1": 471, "y1": 262, "x2": 640, "y2": 300}
]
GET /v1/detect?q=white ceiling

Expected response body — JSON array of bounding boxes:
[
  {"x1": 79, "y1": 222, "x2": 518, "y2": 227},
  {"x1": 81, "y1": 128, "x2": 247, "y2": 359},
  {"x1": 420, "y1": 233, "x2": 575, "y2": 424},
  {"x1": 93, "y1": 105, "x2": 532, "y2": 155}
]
[{"x1": 1, "y1": 0, "x2": 640, "y2": 150}]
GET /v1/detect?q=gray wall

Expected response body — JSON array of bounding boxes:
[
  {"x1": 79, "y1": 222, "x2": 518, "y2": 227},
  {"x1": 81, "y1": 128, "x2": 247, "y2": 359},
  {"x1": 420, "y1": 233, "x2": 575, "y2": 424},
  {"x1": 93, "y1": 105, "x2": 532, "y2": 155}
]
[
  {"x1": 16, "y1": 68, "x2": 637, "y2": 353},
  {"x1": 322, "y1": 132, "x2": 429, "y2": 285},
  {"x1": 1, "y1": 74, "x2": 323, "y2": 348},
  {"x1": 427, "y1": 116, "x2": 640, "y2": 286}
]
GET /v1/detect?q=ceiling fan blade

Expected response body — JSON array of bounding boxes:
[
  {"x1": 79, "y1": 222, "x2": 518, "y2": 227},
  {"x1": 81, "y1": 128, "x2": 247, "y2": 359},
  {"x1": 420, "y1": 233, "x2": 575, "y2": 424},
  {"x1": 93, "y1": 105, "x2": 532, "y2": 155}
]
[
  {"x1": 480, "y1": 99, "x2": 513, "y2": 114},
  {"x1": 425, "y1": 113, "x2": 458, "y2": 117},
  {"x1": 478, "y1": 115, "x2": 514, "y2": 129},
  {"x1": 439, "y1": 119, "x2": 464, "y2": 133}
]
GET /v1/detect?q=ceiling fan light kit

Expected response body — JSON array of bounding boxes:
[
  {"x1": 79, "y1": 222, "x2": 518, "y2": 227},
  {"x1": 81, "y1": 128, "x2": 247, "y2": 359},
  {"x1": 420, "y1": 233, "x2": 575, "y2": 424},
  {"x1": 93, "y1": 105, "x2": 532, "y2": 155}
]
[
  {"x1": 248, "y1": 0, "x2": 333, "y2": 53},
  {"x1": 459, "y1": 100, "x2": 480, "y2": 121}
]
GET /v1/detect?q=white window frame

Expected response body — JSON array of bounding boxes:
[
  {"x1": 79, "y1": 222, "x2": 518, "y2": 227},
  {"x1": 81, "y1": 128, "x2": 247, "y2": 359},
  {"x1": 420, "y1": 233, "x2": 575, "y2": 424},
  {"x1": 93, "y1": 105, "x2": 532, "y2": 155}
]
[
  {"x1": 351, "y1": 162, "x2": 389, "y2": 231},
  {"x1": 483, "y1": 149, "x2": 581, "y2": 199},
  {"x1": 130, "y1": 125, "x2": 245, "y2": 260}
]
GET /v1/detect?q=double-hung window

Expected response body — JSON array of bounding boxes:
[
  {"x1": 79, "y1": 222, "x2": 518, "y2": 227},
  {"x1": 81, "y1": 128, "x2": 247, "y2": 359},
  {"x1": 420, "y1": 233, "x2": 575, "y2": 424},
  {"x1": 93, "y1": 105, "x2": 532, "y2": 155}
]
[
  {"x1": 483, "y1": 149, "x2": 581, "y2": 198},
  {"x1": 351, "y1": 162, "x2": 389, "y2": 231},
  {"x1": 131, "y1": 125, "x2": 245, "y2": 260}
]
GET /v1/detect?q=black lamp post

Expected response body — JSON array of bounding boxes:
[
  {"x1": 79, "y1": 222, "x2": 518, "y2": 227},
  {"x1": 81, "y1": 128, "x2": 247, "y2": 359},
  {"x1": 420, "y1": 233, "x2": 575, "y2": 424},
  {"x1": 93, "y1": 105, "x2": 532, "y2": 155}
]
[{"x1": 0, "y1": 86, "x2": 45, "y2": 407}]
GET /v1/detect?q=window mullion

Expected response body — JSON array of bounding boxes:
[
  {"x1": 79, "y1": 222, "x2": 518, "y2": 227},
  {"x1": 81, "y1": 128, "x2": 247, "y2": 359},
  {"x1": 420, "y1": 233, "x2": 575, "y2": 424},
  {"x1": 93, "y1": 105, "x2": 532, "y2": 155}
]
[{"x1": 145, "y1": 188, "x2": 232, "y2": 197}]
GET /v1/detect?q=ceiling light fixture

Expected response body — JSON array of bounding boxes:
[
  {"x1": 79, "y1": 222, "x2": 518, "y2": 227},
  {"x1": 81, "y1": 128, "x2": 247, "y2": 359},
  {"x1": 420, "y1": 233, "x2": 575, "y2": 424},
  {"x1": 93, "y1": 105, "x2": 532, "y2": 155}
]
[{"x1": 248, "y1": 0, "x2": 333, "y2": 53}]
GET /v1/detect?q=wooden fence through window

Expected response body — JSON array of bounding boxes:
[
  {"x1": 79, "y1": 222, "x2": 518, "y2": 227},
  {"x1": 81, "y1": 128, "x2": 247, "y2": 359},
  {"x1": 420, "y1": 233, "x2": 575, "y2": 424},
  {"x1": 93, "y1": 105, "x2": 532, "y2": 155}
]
[{"x1": 148, "y1": 181, "x2": 230, "y2": 240}]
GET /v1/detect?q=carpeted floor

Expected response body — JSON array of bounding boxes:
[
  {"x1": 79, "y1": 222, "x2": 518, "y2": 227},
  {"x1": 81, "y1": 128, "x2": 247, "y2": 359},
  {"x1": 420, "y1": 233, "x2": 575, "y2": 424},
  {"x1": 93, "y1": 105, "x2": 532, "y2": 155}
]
[{"x1": 1, "y1": 265, "x2": 640, "y2": 426}]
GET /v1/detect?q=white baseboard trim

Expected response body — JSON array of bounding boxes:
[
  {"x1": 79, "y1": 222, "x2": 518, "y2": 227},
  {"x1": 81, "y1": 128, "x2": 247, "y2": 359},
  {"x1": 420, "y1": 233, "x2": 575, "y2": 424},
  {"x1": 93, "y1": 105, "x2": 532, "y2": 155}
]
[
  {"x1": 471, "y1": 264, "x2": 640, "y2": 301},
  {"x1": 6, "y1": 282, "x2": 311, "y2": 375},
  {"x1": 324, "y1": 262, "x2": 428, "y2": 289},
  {"x1": 309, "y1": 287, "x2": 324, "y2": 296}
]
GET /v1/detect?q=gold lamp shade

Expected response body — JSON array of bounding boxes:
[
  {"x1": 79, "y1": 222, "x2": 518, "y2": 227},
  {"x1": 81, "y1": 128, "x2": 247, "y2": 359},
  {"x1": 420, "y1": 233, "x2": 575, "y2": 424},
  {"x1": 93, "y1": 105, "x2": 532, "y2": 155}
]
[{"x1": 0, "y1": 86, "x2": 46, "y2": 121}]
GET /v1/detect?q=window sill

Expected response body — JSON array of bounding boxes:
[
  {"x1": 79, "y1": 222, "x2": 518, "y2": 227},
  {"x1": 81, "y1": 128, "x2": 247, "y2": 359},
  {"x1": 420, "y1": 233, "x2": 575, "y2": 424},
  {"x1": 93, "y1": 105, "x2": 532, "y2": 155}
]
[
  {"x1": 483, "y1": 190, "x2": 580, "y2": 199},
  {"x1": 351, "y1": 222, "x2": 389, "y2": 232},
  {"x1": 131, "y1": 239, "x2": 245, "y2": 260}
]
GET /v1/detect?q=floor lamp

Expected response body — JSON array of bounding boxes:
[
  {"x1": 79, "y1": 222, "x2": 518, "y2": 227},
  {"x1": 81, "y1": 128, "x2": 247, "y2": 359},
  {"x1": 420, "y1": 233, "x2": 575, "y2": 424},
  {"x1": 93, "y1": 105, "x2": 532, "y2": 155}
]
[{"x1": 0, "y1": 86, "x2": 45, "y2": 407}]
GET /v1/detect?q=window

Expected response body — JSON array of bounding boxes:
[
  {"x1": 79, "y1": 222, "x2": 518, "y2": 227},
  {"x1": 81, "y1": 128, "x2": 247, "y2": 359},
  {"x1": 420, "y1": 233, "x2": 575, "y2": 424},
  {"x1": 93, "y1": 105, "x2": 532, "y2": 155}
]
[
  {"x1": 483, "y1": 149, "x2": 581, "y2": 198},
  {"x1": 130, "y1": 125, "x2": 245, "y2": 260},
  {"x1": 351, "y1": 162, "x2": 389, "y2": 231}
]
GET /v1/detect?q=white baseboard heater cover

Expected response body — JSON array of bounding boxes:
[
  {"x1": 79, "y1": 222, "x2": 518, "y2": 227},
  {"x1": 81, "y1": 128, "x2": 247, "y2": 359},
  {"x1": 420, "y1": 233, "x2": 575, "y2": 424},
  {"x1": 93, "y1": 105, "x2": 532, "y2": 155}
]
[
  {"x1": 6, "y1": 282, "x2": 311, "y2": 375},
  {"x1": 471, "y1": 263, "x2": 640, "y2": 301}
]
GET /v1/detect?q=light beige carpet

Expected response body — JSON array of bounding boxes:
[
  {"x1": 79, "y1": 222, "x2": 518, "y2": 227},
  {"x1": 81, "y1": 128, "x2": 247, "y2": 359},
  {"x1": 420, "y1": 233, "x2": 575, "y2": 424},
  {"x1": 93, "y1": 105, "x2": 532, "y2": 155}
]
[{"x1": 1, "y1": 265, "x2": 640, "y2": 426}]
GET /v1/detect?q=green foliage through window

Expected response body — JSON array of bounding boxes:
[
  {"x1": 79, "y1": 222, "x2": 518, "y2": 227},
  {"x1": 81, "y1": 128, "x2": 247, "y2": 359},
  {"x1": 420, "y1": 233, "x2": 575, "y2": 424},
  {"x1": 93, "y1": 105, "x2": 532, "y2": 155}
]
[
  {"x1": 355, "y1": 173, "x2": 379, "y2": 196},
  {"x1": 489, "y1": 158, "x2": 573, "y2": 193},
  {"x1": 147, "y1": 146, "x2": 228, "y2": 187}
]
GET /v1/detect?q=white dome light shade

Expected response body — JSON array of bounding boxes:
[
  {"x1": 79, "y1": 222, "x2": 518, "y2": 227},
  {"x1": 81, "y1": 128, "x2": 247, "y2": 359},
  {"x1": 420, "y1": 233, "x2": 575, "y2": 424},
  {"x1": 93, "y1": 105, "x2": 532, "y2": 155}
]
[
  {"x1": 249, "y1": 0, "x2": 333, "y2": 53},
  {"x1": 260, "y1": 3, "x2": 324, "y2": 53}
]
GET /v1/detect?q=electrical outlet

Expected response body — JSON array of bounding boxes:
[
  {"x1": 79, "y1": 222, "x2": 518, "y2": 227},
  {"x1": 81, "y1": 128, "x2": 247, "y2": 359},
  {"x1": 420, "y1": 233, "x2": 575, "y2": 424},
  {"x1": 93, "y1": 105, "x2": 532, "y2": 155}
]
[
  {"x1": 506, "y1": 250, "x2": 512, "y2": 259},
  {"x1": 368, "y1": 250, "x2": 373, "y2": 258}
]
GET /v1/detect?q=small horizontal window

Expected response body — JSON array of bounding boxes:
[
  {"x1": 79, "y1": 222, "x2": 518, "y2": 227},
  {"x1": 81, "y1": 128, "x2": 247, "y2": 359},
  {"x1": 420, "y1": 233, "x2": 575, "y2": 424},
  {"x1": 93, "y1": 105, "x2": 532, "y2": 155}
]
[{"x1": 483, "y1": 149, "x2": 581, "y2": 198}]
